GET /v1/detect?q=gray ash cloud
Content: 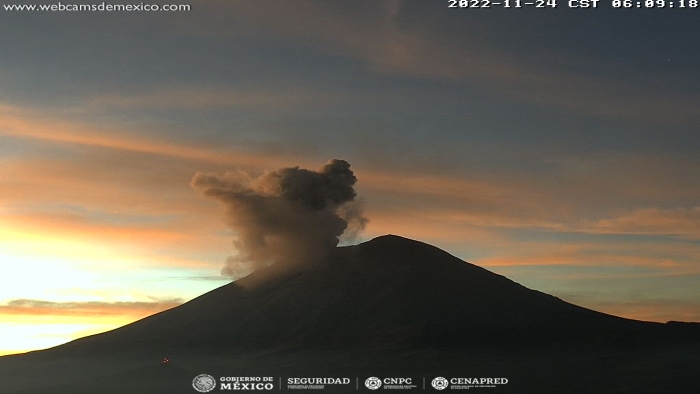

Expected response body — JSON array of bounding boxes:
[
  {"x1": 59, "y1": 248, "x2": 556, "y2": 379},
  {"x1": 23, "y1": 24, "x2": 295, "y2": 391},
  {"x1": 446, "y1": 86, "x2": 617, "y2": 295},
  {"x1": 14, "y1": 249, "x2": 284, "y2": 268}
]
[{"x1": 191, "y1": 159, "x2": 367, "y2": 278}]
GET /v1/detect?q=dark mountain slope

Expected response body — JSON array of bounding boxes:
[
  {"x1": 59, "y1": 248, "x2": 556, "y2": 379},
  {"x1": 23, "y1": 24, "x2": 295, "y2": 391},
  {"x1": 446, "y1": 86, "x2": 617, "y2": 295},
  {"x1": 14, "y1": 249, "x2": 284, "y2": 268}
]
[
  {"x1": 2, "y1": 235, "x2": 699, "y2": 394},
  {"x1": 27, "y1": 235, "x2": 693, "y2": 360}
]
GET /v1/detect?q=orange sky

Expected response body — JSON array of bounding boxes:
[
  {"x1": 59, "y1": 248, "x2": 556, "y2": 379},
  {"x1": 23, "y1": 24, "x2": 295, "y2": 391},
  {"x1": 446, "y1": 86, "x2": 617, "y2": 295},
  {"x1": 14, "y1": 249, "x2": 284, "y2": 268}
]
[{"x1": 1, "y1": 1, "x2": 699, "y2": 355}]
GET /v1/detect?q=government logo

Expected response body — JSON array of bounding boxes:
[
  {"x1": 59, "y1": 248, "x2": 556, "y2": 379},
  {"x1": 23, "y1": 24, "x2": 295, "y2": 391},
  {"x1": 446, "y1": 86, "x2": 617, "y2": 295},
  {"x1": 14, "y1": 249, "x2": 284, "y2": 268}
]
[
  {"x1": 192, "y1": 374, "x2": 217, "y2": 393},
  {"x1": 365, "y1": 377, "x2": 382, "y2": 390},
  {"x1": 431, "y1": 377, "x2": 448, "y2": 390}
]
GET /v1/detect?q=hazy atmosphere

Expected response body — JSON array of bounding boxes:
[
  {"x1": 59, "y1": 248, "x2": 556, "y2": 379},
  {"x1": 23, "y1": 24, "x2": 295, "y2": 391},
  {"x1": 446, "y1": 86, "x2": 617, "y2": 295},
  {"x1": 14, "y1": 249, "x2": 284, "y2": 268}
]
[{"x1": 1, "y1": 1, "x2": 699, "y2": 355}]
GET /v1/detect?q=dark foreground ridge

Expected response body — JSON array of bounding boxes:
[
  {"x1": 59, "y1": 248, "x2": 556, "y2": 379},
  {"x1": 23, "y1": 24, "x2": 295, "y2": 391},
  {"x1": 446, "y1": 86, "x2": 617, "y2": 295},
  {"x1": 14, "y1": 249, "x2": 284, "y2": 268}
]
[{"x1": 1, "y1": 235, "x2": 699, "y2": 394}]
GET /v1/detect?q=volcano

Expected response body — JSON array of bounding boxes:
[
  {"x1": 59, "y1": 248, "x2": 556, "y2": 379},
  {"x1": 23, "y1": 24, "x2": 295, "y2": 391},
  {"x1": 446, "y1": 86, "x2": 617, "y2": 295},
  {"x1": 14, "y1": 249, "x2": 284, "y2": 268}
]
[{"x1": 1, "y1": 235, "x2": 699, "y2": 393}]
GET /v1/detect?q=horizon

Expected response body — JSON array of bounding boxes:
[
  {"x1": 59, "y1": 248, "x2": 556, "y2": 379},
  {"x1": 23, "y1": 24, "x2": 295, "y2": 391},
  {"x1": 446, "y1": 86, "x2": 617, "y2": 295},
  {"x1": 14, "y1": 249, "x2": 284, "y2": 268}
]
[{"x1": 2, "y1": 1, "x2": 700, "y2": 356}]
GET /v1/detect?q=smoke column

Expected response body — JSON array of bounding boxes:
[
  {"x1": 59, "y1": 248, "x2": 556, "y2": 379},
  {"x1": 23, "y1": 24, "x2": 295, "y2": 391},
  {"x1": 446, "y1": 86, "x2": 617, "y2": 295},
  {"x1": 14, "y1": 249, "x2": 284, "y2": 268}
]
[{"x1": 191, "y1": 159, "x2": 367, "y2": 278}]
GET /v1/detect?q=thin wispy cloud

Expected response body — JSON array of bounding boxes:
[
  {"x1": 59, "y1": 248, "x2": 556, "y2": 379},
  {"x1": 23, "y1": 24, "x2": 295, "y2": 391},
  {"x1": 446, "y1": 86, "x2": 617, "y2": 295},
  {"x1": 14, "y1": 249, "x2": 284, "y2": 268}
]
[{"x1": 0, "y1": 298, "x2": 182, "y2": 317}]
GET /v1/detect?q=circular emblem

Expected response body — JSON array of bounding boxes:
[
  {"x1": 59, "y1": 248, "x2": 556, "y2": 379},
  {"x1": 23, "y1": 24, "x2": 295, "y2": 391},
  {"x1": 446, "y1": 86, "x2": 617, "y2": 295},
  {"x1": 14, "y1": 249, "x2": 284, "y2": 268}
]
[
  {"x1": 365, "y1": 377, "x2": 382, "y2": 390},
  {"x1": 192, "y1": 374, "x2": 216, "y2": 393},
  {"x1": 432, "y1": 377, "x2": 449, "y2": 390}
]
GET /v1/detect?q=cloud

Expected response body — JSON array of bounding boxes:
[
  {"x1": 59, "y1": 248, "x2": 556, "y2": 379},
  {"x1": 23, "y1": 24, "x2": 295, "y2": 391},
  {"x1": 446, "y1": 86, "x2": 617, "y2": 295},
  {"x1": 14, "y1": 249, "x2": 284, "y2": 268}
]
[
  {"x1": 0, "y1": 298, "x2": 182, "y2": 317},
  {"x1": 169, "y1": 1, "x2": 699, "y2": 124},
  {"x1": 558, "y1": 296, "x2": 700, "y2": 323},
  {"x1": 475, "y1": 239, "x2": 700, "y2": 280},
  {"x1": 0, "y1": 103, "x2": 274, "y2": 168},
  {"x1": 85, "y1": 87, "x2": 347, "y2": 111},
  {"x1": 191, "y1": 159, "x2": 367, "y2": 278},
  {"x1": 583, "y1": 207, "x2": 700, "y2": 240}
]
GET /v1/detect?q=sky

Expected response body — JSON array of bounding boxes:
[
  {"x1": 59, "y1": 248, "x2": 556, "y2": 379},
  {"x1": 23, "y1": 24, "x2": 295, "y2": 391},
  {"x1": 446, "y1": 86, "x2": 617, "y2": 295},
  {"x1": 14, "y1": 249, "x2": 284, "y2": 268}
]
[{"x1": 1, "y1": 0, "x2": 699, "y2": 355}]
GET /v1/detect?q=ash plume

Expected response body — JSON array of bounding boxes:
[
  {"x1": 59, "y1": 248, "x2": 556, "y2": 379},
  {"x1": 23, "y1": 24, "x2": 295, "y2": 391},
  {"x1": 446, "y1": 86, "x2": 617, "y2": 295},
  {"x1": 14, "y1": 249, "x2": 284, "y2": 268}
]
[{"x1": 191, "y1": 159, "x2": 367, "y2": 278}]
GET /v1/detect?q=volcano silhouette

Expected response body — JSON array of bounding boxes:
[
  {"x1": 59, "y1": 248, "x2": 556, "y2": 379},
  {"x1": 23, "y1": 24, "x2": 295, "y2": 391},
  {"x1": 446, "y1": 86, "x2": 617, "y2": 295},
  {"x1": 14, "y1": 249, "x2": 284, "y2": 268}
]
[{"x1": 2, "y1": 235, "x2": 699, "y2": 394}]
